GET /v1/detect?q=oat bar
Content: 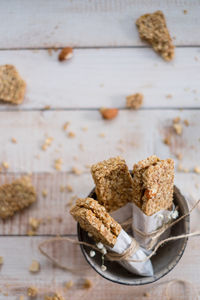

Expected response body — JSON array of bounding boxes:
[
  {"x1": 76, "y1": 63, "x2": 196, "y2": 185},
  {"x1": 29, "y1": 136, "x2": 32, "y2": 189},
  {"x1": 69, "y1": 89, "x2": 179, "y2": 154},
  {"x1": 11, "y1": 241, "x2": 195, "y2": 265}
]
[
  {"x1": 0, "y1": 176, "x2": 36, "y2": 219},
  {"x1": 70, "y1": 198, "x2": 121, "y2": 247},
  {"x1": 0, "y1": 64, "x2": 26, "y2": 104},
  {"x1": 136, "y1": 11, "x2": 174, "y2": 61},
  {"x1": 91, "y1": 157, "x2": 134, "y2": 212},
  {"x1": 132, "y1": 155, "x2": 174, "y2": 216}
]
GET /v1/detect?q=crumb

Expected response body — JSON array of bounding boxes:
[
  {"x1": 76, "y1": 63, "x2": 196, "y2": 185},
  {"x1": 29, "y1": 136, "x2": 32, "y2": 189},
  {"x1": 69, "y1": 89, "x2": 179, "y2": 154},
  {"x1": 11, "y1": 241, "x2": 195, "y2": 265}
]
[
  {"x1": 0, "y1": 256, "x2": 3, "y2": 265},
  {"x1": 173, "y1": 116, "x2": 181, "y2": 124},
  {"x1": 194, "y1": 166, "x2": 200, "y2": 174},
  {"x1": 83, "y1": 279, "x2": 93, "y2": 289},
  {"x1": 163, "y1": 136, "x2": 171, "y2": 146},
  {"x1": 41, "y1": 137, "x2": 53, "y2": 150},
  {"x1": 0, "y1": 64, "x2": 26, "y2": 104},
  {"x1": 63, "y1": 122, "x2": 70, "y2": 131},
  {"x1": 143, "y1": 292, "x2": 150, "y2": 297},
  {"x1": 42, "y1": 189, "x2": 48, "y2": 198},
  {"x1": 44, "y1": 293, "x2": 65, "y2": 300},
  {"x1": 99, "y1": 133, "x2": 105, "y2": 138},
  {"x1": 184, "y1": 119, "x2": 189, "y2": 126},
  {"x1": 173, "y1": 123, "x2": 183, "y2": 135},
  {"x1": 178, "y1": 164, "x2": 189, "y2": 173},
  {"x1": 58, "y1": 47, "x2": 73, "y2": 61},
  {"x1": 27, "y1": 286, "x2": 38, "y2": 297},
  {"x1": 65, "y1": 280, "x2": 74, "y2": 290},
  {"x1": 54, "y1": 158, "x2": 63, "y2": 171},
  {"x1": 71, "y1": 167, "x2": 82, "y2": 175},
  {"x1": 175, "y1": 153, "x2": 183, "y2": 160},
  {"x1": 11, "y1": 137, "x2": 17, "y2": 143},
  {"x1": 29, "y1": 217, "x2": 40, "y2": 231},
  {"x1": 81, "y1": 126, "x2": 88, "y2": 131},
  {"x1": 166, "y1": 94, "x2": 172, "y2": 99},
  {"x1": 29, "y1": 260, "x2": 40, "y2": 273},
  {"x1": 126, "y1": 93, "x2": 143, "y2": 109},
  {"x1": 2, "y1": 162, "x2": 9, "y2": 169},
  {"x1": 66, "y1": 185, "x2": 73, "y2": 192},
  {"x1": 43, "y1": 105, "x2": 51, "y2": 110},
  {"x1": 183, "y1": 9, "x2": 188, "y2": 14},
  {"x1": 68, "y1": 131, "x2": 76, "y2": 138},
  {"x1": 100, "y1": 107, "x2": 118, "y2": 120}
]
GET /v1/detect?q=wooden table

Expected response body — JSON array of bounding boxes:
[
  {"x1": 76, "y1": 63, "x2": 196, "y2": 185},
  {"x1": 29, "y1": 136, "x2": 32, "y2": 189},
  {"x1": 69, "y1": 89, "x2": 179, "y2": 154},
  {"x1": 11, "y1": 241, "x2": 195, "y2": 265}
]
[{"x1": 0, "y1": 1, "x2": 200, "y2": 299}]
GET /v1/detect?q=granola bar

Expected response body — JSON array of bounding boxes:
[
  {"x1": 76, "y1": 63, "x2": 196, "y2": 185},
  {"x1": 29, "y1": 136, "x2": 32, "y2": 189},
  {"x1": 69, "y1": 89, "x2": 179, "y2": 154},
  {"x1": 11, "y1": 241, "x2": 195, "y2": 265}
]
[
  {"x1": 91, "y1": 157, "x2": 134, "y2": 212},
  {"x1": 0, "y1": 64, "x2": 26, "y2": 104},
  {"x1": 132, "y1": 155, "x2": 174, "y2": 216},
  {"x1": 70, "y1": 198, "x2": 121, "y2": 247},
  {"x1": 0, "y1": 176, "x2": 36, "y2": 219},
  {"x1": 136, "y1": 11, "x2": 174, "y2": 61}
]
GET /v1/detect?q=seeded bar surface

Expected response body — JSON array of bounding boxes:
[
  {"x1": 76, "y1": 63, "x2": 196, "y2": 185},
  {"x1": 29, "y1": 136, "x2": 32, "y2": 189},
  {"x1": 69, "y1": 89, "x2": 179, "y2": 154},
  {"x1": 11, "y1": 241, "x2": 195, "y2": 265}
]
[
  {"x1": 132, "y1": 155, "x2": 174, "y2": 216},
  {"x1": 0, "y1": 64, "x2": 26, "y2": 104},
  {"x1": 70, "y1": 198, "x2": 121, "y2": 247},
  {"x1": 0, "y1": 176, "x2": 36, "y2": 219},
  {"x1": 91, "y1": 157, "x2": 134, "y2": 212},
  {"x1": 136, "y1": 11, "x2": 174, "y2": 61}
]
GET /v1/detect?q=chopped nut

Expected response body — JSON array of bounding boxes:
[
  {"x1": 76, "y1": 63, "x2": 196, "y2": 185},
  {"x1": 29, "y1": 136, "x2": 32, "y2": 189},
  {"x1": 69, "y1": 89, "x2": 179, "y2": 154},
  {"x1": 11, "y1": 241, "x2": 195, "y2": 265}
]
[
  {"x1": 27, "y1": 286, "x2": 38, "y2": 297},
  {"x1": 68, "y1": 131, "x2": 76, "y2": 138},
  {"x1": 63, "y1": 122, "x2": 70, "y2": 131},
  {"x1": 184, "y1": 119, "x2": 189, "y2": 126},
  {"x1": 83, "y1": 279, "x2": 93, "y2": 289},
  {"x1": 58, "y1": 47, "x2": 73, "y2": 62},
  {"x1": 66, "y1": 185, "x2": 73, "y2": 192},
  {"x1": 100, "y1": 107, "x2": 118, "y2": 120},
  {"x1": 11, "y1": 137, "x2": 17, "y2": 143},
  {"x1": 65, "y1": 280, "x2": 74, "y2": 289},
  {"x1": 173, "y1": 123, "x2": 183, "y2": 135},
  {"x1": 194, "y1": 166, "x2": 200, "y2": 174},
  {"x1": 2, "y1": 162, "x2": 9, "y2": 169},
  {"x1": 71, "y1": 167, "x2": 82, "y2": 175},
  {"x1": 29, "y1": 260, "x2": 40, "y2": 273},
  {"x1": 0, "y1": 256, "x2": 3, "y2": 265},
  {"x1": 126, "y1": 93, "x2": 143, "y2": 109},
  {"x1": 29, "y1": 218, "x2": 40, "y2": 231},
  {"x1": 173, "y1": 116, "x2": 181, "y2": 124},
  {"x1": 42, "y1": 189, "x2": 48, "y2": 198}
]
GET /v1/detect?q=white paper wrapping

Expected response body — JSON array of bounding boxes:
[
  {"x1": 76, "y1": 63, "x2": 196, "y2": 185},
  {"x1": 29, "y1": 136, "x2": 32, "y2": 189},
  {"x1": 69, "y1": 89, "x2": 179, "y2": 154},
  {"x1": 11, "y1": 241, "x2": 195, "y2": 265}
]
[
  {"x1": 107, "y1": 229, "x2": 154, "y2": 277},
  {"x1": 132, "y1": 202, "x2": 178, "y2": 249}
]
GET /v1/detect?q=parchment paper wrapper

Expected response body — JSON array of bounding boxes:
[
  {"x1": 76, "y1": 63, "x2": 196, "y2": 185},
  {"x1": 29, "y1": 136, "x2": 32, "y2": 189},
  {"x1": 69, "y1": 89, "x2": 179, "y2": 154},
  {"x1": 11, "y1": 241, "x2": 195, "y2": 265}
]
[
  {"x1": 132, "y1": 202, "x2": 178, "y2": 249},
  {"x1": 107, "y1": 229, "x2": 154, "y2": 277}
]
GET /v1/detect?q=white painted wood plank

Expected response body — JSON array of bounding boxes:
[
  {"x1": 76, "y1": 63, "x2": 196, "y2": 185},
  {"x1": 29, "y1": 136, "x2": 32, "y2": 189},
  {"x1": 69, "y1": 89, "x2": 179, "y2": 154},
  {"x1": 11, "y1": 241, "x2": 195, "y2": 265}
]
[
  {"x1": 0, "y1": 0, "x2": 200, "y2": 48},
  {"x1": 0, "y1": 236, "x2": 199, "y2": 299},
  {"x1": 0, "y1": 110, "x2": 199, "y2": 173},
  {"x1": 0, "y1": 48, "x2": 200, "y2": 109}
]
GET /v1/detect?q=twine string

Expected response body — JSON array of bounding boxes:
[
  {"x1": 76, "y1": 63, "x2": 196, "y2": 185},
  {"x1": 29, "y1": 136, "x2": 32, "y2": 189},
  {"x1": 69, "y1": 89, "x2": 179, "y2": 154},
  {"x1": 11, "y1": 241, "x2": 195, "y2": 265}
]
[
  {"x1": 164, "y1": 279, "x2": 199, "y2": 300},
  {"x1": 106, "y1": 238, "x2": 139, "y2": 261}
]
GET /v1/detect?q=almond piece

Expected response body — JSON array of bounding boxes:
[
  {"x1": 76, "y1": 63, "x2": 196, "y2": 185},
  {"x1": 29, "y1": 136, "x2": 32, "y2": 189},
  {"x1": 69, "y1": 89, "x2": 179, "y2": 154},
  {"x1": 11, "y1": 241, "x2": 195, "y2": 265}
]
[
  {"x1": 100, "y1": 108, "x2": 118, "y2": 120},
  {"x1": 58, "y1": 47, "x2": 73, "y2": 61}
]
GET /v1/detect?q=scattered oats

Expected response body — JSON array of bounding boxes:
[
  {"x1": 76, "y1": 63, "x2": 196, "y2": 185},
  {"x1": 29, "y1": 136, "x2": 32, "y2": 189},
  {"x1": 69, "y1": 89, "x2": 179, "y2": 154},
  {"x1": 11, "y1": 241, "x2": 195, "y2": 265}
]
[
  {"x1": 178, "y1": 164, "x2": 189, "y2": 173},
  {"x1": 163, "y1": 136, "x2": 171, "y2": 146},
  {"x1": 42, "y1": 189, "x2": 48, "y2": 198},
  {"x1": 183, "y1": 9, "x2": 188, "y2": 14},
  {"x1": 60, "y1": 185, "x2": 65, "y2": 192},
  {"x1": 71, "y1": 167, "x2": 82, "y2": 175},
  {"x1": 81, "y1": 126, "x2": 88, "y2": 131},
  {"x1": 194, "y1": 166, "x2": 200, "y2": 174},
  {"x1": 0, "y1": 256, "x2": 3, "y2": 265},
  {"x1": 173, "y1": 116, "x2": 181, "y2": 124},
  {"x1": 166, "y1": 94, "x2": 172, "y2": 99},
  {"x1": 66, "y1": 184, "x2": 73, "y2": 192},
  {"x1": 79, "y1": 143, "x2": 84, "y2": 151},
  {"x1": 63, "y1": 122, "x2": 70, "y2": 131},
  {"x1": 89, "y1": 250, "x2": 96, "y2": 257},
  {"x1": 83, "y1": 279, "x2": 93, "y2": 289},
  {"x1": 2, "y1": 162, "x2": 9, "y2": 169},
  {"x1": 65, "y1": 280, "x2": 74, "y2": 289},
  {"x1": 54, "y1": 158, "x2": 63, "y2": 171},
  {"x1": 175, "y1": 153, "x2": 183, "y2": 160},
  {"x1": 68, "y1": 131, "x2": 76, "y2": 138},
  {"x1": 29, "y1": 217, "x2": 40, "y2": 231},
  {"x1": 44, "y1": 293, "x2": 65, "y2": 300},
  {"x1": 29, "y1": 260, "x2": 40, "y2": 273},
  {"x1": 99, "y1": 133, "x2": 105, "y2": 138},
  {"x1": 143, "y1": 292, "x2": 150, "y2": 297},
  {"x1": 184, "y1": 119, "x2": 189, "y2": 126},
  {"x1": 27, "y1": 286, "x2": 38, "y2": 297},
  {"x1": 126, "y1": 93, "x2": 143, "y2": 109},
  {"x1": 173, "y1": 123, "x2": 183, "y2": 135},
  {"x1": 101, "y1": 265, "x2": 107, "y2": 272},
  {"x1": 11, "y1": 137, "x2": 17, "y2": 143},
  {"x1": 58, "y1": 47, "x2": 73, "y2": 62}
]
